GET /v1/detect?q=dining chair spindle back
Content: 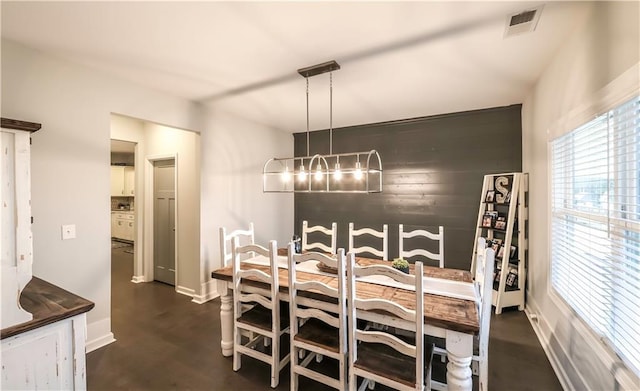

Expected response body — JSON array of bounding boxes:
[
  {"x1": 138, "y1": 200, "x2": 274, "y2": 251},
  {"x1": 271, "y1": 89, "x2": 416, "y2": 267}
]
[
  {"x1": 473, "y1": 238, "x2": 495, "y2": 391},
  {"x1": 231, "y1": 238, "x2": 289, "y2": 388},
  {"x1": 287, "y1": 243, "x2": 348, "y2": 391},
  {"x1": 434, "y1": 237, "x2": 494, "y2": 390},
  {"x1": 348, "y1": 223, "x2": 389, "y2": 261},
  {"x1": 220, "y1": 223, "x2": 255, "y2": 266},
  {"x1": 301, "y1": 220, "x2": 337, "y2": 254},
  {"x1": 347, "y1": 255, "x2": 434, "y2": 391},
  {"x1": 398, "y1": 224, "x2": 445, "y2": 268}
]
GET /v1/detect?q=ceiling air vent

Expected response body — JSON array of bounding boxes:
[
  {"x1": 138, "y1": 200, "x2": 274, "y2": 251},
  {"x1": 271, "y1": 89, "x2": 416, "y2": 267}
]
[{"x1": 504, "y1": 5, "x2": 544, "y2": 37}]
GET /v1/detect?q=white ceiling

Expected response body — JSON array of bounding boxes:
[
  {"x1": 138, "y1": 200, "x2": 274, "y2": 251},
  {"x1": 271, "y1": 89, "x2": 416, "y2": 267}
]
[{"x1": 1, "y1": 1, "x2": 591, "y2": 133}]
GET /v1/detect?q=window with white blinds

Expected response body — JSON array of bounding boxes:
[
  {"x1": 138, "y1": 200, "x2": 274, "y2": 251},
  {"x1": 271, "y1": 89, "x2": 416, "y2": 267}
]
[{"x1": 551, "y1": 95, "x2": 640, "y2": 376}]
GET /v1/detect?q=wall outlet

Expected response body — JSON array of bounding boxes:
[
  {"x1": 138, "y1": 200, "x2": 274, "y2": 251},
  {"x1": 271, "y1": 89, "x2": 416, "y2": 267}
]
[{"x1": 62, "y1": 224, "x2": 76, "y2": 240}]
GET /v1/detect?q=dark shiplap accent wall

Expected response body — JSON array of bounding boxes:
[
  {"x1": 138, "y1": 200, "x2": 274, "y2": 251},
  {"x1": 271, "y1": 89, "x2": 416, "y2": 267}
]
[{"x1": 294, "y1": 105, "x2": 522, "y2": 271}]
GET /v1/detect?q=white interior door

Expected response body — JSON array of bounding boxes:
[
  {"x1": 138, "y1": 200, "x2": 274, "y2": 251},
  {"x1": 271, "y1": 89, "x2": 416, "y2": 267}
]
[{"x1": 153, "y1": 159, "x2": 175, "y2": 285}]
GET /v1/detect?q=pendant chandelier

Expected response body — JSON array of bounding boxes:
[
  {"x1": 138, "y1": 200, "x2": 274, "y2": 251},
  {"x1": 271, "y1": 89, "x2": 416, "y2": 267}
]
[{"x1": 263, "y1": 60, "x2": 383, "y2": 193}]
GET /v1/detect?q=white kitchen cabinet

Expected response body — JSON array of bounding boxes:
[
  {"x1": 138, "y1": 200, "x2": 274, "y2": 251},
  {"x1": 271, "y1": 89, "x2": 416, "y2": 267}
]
[
  {"x1": 110, "y1": 166, "x2": 125, "y2": 196},
  {"x1": 111, "y1": 165, "x2": 135, "y2": 197},
  {"x1": 124, "y1": 166, "x2": 135, "y2": 196},
  {"x1": 111, "y1": 211, "x2": 135, "y2": 242}
]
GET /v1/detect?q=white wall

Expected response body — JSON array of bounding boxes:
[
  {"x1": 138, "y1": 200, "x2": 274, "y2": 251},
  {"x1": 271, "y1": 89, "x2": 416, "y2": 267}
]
[
  {"x1": 0, "y1": 39, "x2": 199, "y2": 349},
  {"x1": 522, "y1": 2, "x2": 639, "y2": 390},
  {"x1": 2, "y1": 39, "x2": 292, "y2": 350},
  {"x1": 199, "y1": 103, "x2": 294, "y2": 302}
]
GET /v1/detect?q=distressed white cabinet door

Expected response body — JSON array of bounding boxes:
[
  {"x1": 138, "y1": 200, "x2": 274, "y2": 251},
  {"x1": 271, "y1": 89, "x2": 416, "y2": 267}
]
[{"x1": 1, "y1": 314, "x2": 88, "y2": 390}]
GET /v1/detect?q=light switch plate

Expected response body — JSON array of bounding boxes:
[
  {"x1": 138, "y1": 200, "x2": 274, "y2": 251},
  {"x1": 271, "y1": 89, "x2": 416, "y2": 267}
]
[{"x1": 62, "y1": 224, "x2": 76, "y2": 240}]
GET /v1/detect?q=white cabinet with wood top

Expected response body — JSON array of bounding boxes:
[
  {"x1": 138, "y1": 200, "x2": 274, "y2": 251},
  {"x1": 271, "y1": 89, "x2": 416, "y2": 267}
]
[{"x1": 1, "y1": 118, "x2": 93, "y2": 390}]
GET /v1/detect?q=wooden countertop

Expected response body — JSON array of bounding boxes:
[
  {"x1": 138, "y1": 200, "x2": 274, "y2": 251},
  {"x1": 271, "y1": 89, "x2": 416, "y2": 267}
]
[{"x1": 1, "y1": 277, "x2": 95, "y2": 339}]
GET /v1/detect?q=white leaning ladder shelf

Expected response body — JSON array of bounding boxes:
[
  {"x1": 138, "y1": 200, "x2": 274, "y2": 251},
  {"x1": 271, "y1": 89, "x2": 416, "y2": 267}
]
[{"x1": 471, "y1": 172, "x2": 528, "y2": 315}]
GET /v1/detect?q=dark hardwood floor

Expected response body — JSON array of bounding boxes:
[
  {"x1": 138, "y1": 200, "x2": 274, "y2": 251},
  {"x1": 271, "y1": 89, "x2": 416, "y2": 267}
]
[{"x1": 87, "y1": 244, "x2": 562, "y2": 390}]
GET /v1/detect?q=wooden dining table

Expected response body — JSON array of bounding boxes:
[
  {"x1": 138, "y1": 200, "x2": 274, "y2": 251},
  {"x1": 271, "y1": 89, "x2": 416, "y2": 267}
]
[{"x1": 210, "y1": 253, "x2": 479, "y2": 391}]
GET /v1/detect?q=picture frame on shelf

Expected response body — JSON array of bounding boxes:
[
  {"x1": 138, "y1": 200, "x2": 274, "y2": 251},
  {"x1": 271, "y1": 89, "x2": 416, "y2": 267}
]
[
  {"x1": 487, "y1": 210, "x2": 498, "y2": 219},
  {"x1": 490, "y1": 238, "x2": 502, "y2": 252},
  {"x1": 509, "y1": 245, "x2": 517, "y2": 259},
  {"x1": 482, "y1": 212, "x2": 496, "y2": 228},
  {"x1": 485, "y1": 190, "x2": 496, "y2": 203},
  {"x1": 497, "y1": 245, "x2": 506, "y2": 259},
  {"x1": 494, "y1": 216, "x2": 507, "y2": 230},
  {"x1": 506, "y1": 268, "x2": 518, "y2": 287}
]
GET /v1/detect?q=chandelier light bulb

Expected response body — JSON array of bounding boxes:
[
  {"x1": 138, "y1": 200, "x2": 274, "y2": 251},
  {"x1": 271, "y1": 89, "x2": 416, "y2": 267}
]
[
  {"x1": 354, "y1": 161, "x2": 363, "y2": 180},
  {"x1": 298, "y1": 164, "x2": 307, "y2": 182},
  {"x1": 282, "y1": 166, "x2": 291, "y2": 182},
  {"x1": 334, "y1": 162, "x2": 342, "y2": 181},
  {"x1": 315, "y1": 163, "x2": 323, "y2": 181}
]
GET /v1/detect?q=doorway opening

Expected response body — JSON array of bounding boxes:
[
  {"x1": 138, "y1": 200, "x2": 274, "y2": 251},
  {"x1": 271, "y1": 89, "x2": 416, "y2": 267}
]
[
  {"x1": 110, "y1": 139, "x2": 136, "y2": 272},
  {"x1": 109, "y1": 113, "x2": 200, "y2": 299}
]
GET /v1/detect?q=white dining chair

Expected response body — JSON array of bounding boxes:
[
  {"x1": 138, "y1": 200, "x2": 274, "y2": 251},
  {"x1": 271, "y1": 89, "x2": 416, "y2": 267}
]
[
  {"x1": 398, "y1": 224, "x2": 445, "y2": 268},
  {"x1": 348, "y1": 223, "x2": 389, "y2": 260},
  {"x1": 473, "y1": 238, "x2": 495, "y2": 391},
  {"x1": 220, "y1": 222, "x2": 254, "y2": 266},
  {"x1": 232, "y1": 238, "x2": 289, "y2": 388},
  {"x1": 287, "y1": 243, "x2": 348, "y2": 391},
  {"x1": 346, "y1": 254, "x2": 434, "y2": 391},
  {"x1": 432, "y1": 237, "x2": 494, "y2": 391},
  {"x1": 301, "y1": 220, "x2": 337, "y2": 254}
]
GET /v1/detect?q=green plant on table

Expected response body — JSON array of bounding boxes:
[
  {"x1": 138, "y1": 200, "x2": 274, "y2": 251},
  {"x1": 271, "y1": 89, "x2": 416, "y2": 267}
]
[{"x1": 392, "y1": 257, "x2": 410, "y2": 273}]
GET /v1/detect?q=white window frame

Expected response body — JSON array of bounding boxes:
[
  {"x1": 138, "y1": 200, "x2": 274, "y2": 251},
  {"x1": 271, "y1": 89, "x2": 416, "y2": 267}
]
[{"x1": 546, "y1": 63, "x2": 640, "y2": 382}]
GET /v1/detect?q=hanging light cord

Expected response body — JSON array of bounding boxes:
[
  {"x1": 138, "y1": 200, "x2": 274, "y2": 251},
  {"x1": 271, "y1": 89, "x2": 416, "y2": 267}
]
[
  {"x1": 329, "y1": 72, "x2": 333, "y2": 155},
  {"x1": 306, "y1": 77, "x2": 310, "y2": 157}
]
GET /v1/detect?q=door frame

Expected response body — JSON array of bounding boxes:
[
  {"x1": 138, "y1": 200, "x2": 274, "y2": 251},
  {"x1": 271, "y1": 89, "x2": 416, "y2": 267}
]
[{"x1": 143, "y1": 153, "x2": 178, "y2": 287}]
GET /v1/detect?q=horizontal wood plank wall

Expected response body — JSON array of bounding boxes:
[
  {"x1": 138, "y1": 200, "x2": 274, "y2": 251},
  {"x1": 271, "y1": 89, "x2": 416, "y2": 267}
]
[{"x1": 294, "y1": 105, "x2": 522, "y2": 270}]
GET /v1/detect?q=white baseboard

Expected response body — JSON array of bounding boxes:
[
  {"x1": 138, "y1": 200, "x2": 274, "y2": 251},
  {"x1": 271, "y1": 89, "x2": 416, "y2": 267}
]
[
  {"x1": 191, "y1": 280, "x2": 219, "y2": 304},
  {"x1": 86, "y1": 318, "x2": 116, "y2": 353},
  {"x1": 86, "y1": 332, "x2": 116, "y2": 353},
  {"x1": 131, "y1": 275, "x2": 145, "y2": 283},
  {"x1": 524, "y1": 300, "x2": 575, "y2": 391},
  {"x1": 176, "y1": 285, "x2": 195, "y2": 298}
]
